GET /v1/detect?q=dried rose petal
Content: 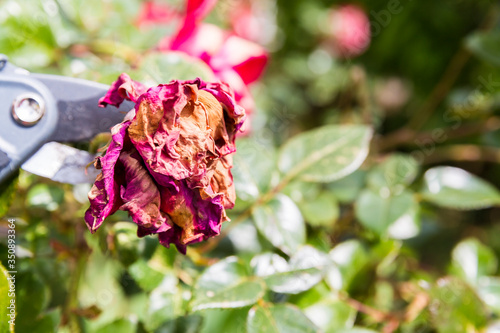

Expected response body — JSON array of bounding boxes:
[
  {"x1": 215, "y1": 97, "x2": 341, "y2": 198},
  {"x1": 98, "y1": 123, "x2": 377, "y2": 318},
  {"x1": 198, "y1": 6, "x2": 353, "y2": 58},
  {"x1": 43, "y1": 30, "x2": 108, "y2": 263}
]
[{"x1": 85, "y1": 74, "x2": 245, "y2": 254}]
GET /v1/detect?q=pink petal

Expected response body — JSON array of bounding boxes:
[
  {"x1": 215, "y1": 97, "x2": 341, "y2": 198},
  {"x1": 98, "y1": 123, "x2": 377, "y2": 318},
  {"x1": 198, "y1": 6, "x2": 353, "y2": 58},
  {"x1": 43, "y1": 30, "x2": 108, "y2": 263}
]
[
  {"x1": 211, "y1": 35, "x2": 268, "y2": 85},
  {"x1": 99, "y1": 73, "x2": 148, "y2": 107}
]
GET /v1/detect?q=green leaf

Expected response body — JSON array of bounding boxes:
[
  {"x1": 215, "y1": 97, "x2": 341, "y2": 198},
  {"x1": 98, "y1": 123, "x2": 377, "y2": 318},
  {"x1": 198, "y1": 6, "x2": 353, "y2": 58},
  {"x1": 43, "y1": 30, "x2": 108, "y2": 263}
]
[
  {"x1": 226, "y1": 219, "x2": 263, "y2": 254},
  {"x1": 466, "y1": 32, "x2": 500, "y2": 67},
  {"x1": 252, "y1": 247, "x2": 328, "y2": 294},
  {"x1": 477, "y1": 277, "x2": 500, "y2": 314},
  {"x1": 0, "y1": 264, "x2": 14, "y2": 333},
  {"x1": 430, "y1": 277, "x2": 488, "y2": 333},
  {"x1": 303, "y1": 297, "x2": 356, "y2": 332},
  {"x1": 144, "y1": 273, "x2": 179, "y2": 331},
  {"x1": 327, "y1": 170, "x2": 366, "y2": 204},
  {"x1": 450, "y1": 238, "x2": 498, "y2": 284},
  {"x1": 336, "y1": 329, "x2": 379, "y2": 333},
  {"x1": 232, "y1": 138, "x2": 277, "y2": 203},
  {"x1": 421, "y1": 167, "x2": 500, "y2": 210},
  {"x1": 247, "y1": 303, "x2": 319, "y2": 333},
  {"x1": 157, "y1": 314, "x2": 203, "y2": 333},
  {"x1": 367, "y1": 154, "x2": 418, "y2": 191},
  {"x1": 199, "y1": 308, "x2": 248, "y2": 333},
  {"x1": 112, "y1": 222, "x2": 146, "y2": 267},
  {"x1": 26, "y1": 183, "x2": 64, "y2": 211},
  {"x1": 128, "y1": 260, "x2": 165, "y2": 292},
  {"x1": 298, "y1": 191, "x2": 340, "y2": 228},
  {"x1": 328, "y1": 240, "x2": 369, "y2": 291},
  {"x1": 33, "y1": 308, "x2": 61, "y2": 333},
  {"x1": 17, "y1": 269, "x2": 50, "y2": 318},
  {"x1": 78, "y1": 250, "x2": 128, "y2": 331},
  {"x1": 278, "y1": 124, "x2": 372, "y2": 182},
  {"x1": 283, "y1": 181, "x2": 321, "y2": 204},
  {"x1": 0, "y1": 172, "x2": 18, "y2": 217},
  {"x1": 192, "y1": 257, "x2": 265, "y2": 311},
  {"x1": 95, "y1": 319, "x2": 137, "y2": 333},
  {"x1": 252, "y1": 194, "x2": 306, "y2": 255},
  {"x1": 135, "y1": 52, "x2": 215, "y2": 85},
  {"x1": 355, "y1": 189, "x2": 418, "y2": 237},
  {"x1": 192, "y1": 280, "x2": 265, "y2": 311}
]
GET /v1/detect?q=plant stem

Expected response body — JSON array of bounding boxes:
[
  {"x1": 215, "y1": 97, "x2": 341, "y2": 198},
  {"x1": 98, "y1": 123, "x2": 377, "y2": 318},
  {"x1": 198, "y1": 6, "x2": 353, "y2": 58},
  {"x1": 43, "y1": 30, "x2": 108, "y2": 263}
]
[
  {"x1": 407, "y1": 47, "x2": 472, "y2": 132},
  {"x1": 338, "y1": 292, "x2": 400, "y2": 327},
  {"x1": 65, "y1": 252, "x2": 88, "y2": 332},
  {"x1": 378, "y1": 116, "x2": 500, "y2": 151},
  {"x1": 422, "y1": 144, "x2": 500, "y2": 165},
  {"x1": 381, "y1": 4, "x2": 499, "y2": 147}
]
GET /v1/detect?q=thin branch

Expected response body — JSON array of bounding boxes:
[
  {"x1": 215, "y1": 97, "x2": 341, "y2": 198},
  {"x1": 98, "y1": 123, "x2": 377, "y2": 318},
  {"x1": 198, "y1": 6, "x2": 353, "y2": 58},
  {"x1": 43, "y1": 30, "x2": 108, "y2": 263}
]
[
  {"x1": 338, "y1": 292, "x2": 400, "y2": 326},
  {"x1": 407, "y1": 47, "x2": 472, "y2": 131},
  {"x1": 423, "y1": 144, "x2": 500, "y2": 165},
  {"x1": 378, "y1": 116, "x2": 500, "y2": 151},
  {"x1": 381, "y1": 4, "x2": 499, "y2": 144}
]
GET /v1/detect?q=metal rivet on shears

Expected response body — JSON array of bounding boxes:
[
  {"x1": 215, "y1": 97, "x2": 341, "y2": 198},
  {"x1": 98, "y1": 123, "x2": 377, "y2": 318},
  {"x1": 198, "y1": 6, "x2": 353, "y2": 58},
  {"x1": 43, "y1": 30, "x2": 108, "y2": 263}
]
[{"x1": 11, "y1": 93, "x2": 46, "y2": 126}]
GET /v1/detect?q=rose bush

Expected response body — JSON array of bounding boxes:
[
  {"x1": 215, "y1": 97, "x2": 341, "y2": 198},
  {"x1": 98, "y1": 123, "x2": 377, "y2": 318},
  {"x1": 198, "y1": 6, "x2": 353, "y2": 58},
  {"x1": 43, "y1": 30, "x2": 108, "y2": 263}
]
[{"x1": 85, "y1": 73, "x2": 245, "y2": 253}]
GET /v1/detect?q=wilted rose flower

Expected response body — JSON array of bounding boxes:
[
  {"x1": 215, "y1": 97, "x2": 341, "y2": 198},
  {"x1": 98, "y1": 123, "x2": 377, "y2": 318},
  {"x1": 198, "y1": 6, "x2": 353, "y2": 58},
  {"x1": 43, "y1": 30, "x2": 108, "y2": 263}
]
[
  {"x1": 327, "y1": 5, "x2": 371, "y2": 58},
  {"x1": 84, "y1": 73, "x2": 245, "y2": 254}
]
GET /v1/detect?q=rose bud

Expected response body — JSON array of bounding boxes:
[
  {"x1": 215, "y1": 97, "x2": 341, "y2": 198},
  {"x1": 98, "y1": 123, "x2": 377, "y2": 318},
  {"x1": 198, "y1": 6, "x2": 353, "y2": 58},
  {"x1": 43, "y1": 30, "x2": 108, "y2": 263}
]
[
  {"x1": 326, "y1": 4, "x2": 371, "y2": 58},
  {"x1": 84, "y1": 73, "x2": 245, "y2": 254}
]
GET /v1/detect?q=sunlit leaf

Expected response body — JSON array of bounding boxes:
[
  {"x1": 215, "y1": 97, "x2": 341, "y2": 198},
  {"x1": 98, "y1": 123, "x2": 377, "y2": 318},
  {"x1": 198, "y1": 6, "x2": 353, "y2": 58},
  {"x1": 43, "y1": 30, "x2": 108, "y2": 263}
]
[
  {"x1": 278, "y1": 125, "x2": 372, "y2": 182},
  {"x1": 192, "y1": 257, "x2": 265, "y2": 311},
  {"x1": 95, "y1": 319, "x2": 137, "y2": 333},
  {"x1": 336, "y1": 328, "x2": 379, "y2": 333},
  {"x1": 252, "y1": 194, "x2": 306, "y2": 255},
  {"x1": 421, "y1": 167, "x2": 500, "y2": 210},
  {"x1": 199, "y1": 308, "x2": 248, "y2": 333},
  {"x1": 477, "y1": 277, "x2": 500, "y2": 314},
  {"x1": 252, "y1": 247, "x2": 328, "y2": 294},
  {"x1": 303, "y1": 297, "x2": 356, "y2": 332},
  {"x1": 327, "y1": 170, "x2": 366, "y2": 204},
  {"x1": 450, "y1": 238, "x2": 498, "y2": 284},
  {"x1": 247, "y1": 303, "x2": 319, "y2": 333},
  {"x1": 466, "y1": 32, "x2": 500, "y2": 67},
  {"x1": 430, "y1": 277, "x2": 488, "y2": 333},
  {"x1": 26, "y1": 183, "x2": 64, "y2": 211},
  {"x1": 128, "y1": 260, "x2": 165, "y2": 292},
  {"x1": 144, "y1": 273, "x2": 179, "y2": 331},
  {"x1": 367, "y1": 154, "x2": 418, "y2": 191},
  {"x1": 355, "y1": 189, "x2": 418, "y2": 237},
  {"x1": 232, "y1": 138, "x2": 277, "y2": 203},
  {"x1": 298, "y1": 191, "x2": 339, "y2": 228},
  {"x1": 328, "y1": 240, "x2": 369, "y2": 291}
]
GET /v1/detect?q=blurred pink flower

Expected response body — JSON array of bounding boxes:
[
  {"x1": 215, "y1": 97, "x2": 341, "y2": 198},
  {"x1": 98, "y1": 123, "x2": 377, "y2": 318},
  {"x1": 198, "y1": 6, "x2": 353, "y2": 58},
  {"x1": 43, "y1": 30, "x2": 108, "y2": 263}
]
[
  {"x1": 328, "y1": 4, "x2": 371, "y2": 58},
  {"x1": 228, "y1": 0, "x2": 276, "y2": 46},
  {"x1": 136, "y1": 0, "x2": 179, "y2": 28},
  {"x1": 153, "y1": 0, "x2": 268, "y2": 131}
]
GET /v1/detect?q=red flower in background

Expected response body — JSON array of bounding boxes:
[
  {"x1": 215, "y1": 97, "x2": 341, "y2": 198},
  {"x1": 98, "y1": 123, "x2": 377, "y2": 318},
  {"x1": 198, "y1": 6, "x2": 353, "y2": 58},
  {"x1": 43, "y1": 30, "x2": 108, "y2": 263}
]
[
  {"x1": 138, "y1": 0, "x2": 268, "y2": 132},
  {"x1": 136, "y1": 1, "x2": 177, "y2": 28},
  {"x1": 327, "y1": 4, "x2": 371, "y2": 58}
]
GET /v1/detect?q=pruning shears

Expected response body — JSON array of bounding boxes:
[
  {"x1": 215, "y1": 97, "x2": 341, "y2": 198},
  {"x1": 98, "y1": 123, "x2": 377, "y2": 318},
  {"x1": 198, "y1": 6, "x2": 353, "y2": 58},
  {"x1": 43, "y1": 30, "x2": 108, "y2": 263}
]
[{"x1": 0, "y1": 55, "x2": 133, "y2": 184}]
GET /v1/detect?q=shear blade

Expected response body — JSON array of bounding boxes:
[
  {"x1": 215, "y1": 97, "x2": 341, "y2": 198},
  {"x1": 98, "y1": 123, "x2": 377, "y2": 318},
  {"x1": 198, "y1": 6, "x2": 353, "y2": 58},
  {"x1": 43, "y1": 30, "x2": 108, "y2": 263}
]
[
  {"x1": 21, "y1": 142, "x2": 99, "y2": 184},
  {"x1": 32, "y1": 74, "x2": 134, "y2": 142}
]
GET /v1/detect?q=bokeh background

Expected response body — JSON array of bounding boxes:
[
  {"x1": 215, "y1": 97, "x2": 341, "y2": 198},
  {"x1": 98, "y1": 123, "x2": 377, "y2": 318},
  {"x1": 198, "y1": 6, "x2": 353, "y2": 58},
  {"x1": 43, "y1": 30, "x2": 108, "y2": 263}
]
[{"x1": 1, "y1": 0, "x2": 500, "y2": 332}]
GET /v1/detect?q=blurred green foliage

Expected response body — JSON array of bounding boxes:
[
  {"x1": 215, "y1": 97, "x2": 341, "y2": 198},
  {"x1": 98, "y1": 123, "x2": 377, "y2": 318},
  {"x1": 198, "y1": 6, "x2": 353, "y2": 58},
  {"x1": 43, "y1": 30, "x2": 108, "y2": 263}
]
[{"x1": 2, "y1": 0, "x2": 500, "y2": 332}]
